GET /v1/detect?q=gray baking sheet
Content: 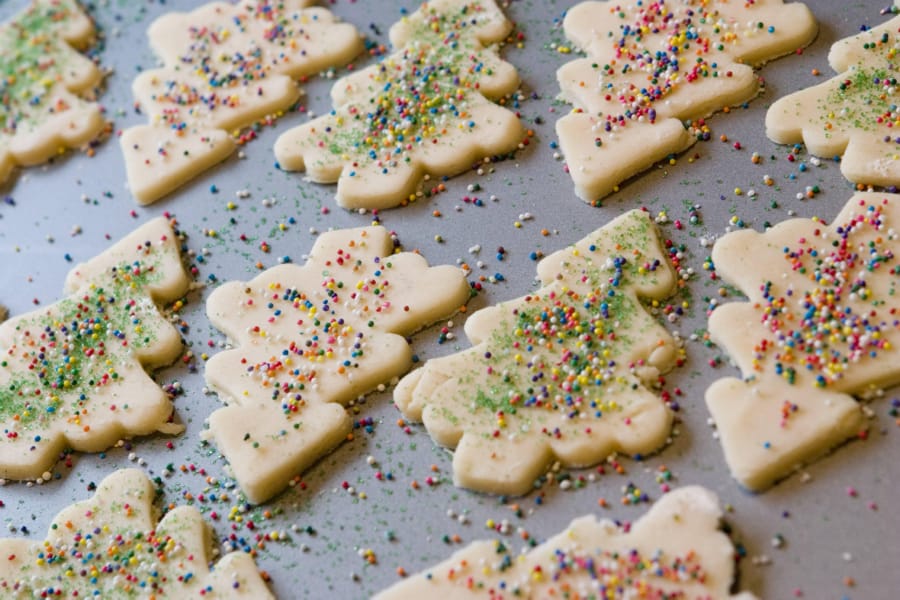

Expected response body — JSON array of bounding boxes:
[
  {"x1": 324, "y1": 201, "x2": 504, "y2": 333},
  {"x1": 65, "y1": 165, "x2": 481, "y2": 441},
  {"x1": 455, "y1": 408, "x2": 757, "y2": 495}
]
[{"x1": 1, "y1": 0, "x2": 899, "y2": 597}]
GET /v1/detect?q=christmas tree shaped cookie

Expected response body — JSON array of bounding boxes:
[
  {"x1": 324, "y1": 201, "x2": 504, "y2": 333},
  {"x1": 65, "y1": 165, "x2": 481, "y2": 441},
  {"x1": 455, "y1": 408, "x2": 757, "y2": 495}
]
[
  {"x1": 767, "y1": 11, "x2": 900, "y2": 187},
  {"x1": 0, "y1": 469, "x2": 272, "y2": 598},
  {"x1": 376, "y1": 486, "x2": 755, "y2": 599},
  {"x1": 0, "y1": 0, "x2": 105, "y2": 184},
  {"x1": 707, "y1": 193, "x2": 900, "y2": 490},
  {"x1": 394, "y1": 210, "x2": 679, "y2": 496},
  {"x1": 205, "y1": 226, "x2": 469, "y2": 503},
  {"x1": 0, "y1": 217, "x2": 189, "y2": 480},
  {"x1": 273, "y1": 0, "x2": 524, "y2": 210},
  {"x1": 121, "y1": 0, "x2": 362, "y2": 204},
  {"x1": 557, "y1": 0, "x2": 816, "y2": 204}
]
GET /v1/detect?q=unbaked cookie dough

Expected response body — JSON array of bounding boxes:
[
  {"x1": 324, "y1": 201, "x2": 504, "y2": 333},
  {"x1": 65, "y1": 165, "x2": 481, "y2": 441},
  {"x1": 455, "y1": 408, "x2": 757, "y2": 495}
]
[
  {"x1": 121, "y1": 0, "x2": 362, "y2": 204},
  {"x1": 204, "y1": 226, "x2": 470, "y2": 504},
  {"x1": 0, "y1": 217, "x2": 189, "y2": 480},
  {"x1": 376, "y1": 485, "x2": 755, "y2": 599},
  {"x1": 557, "y1": 0, "x2": 816, "y2": 204},
  {"x1": 766, "y1": 8, "x2": 900, "y2": 187},
  {"x1": 273, "y1": 0, "x2": 524, "y2": 210},
  {"x1": 707, "y1": 193, "x2": 900, "y2": 490},
  {"x1": 0, "y1": 469, "x2": 273, "y2": 598},
  {"x1": 394, "y1": 210, "x2": 680, "y2": 496},
  {"x1": 0, "y1": 0, "x2": 105, "y2": 185}
]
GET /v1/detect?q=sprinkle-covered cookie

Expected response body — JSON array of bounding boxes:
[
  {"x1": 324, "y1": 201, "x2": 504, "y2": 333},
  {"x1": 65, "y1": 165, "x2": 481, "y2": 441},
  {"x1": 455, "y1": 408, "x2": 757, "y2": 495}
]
[
  {"x1": 0, "y1": 469, "x2": 273, "y2": 598},
  {"x1": 274, "y1": 0, "x2": 524, "y2": 210},
  {"x1": 557, "y1": 0, "x2": 816, "y2": 204},
  {"x1": 376, "y1": 485, "x2": 755, "y2": 599},
  {"x1": 767, "y1": 8, "x2": 900, "y2": 187},
  {"x1": 0, "y1": 0, "x2": 105, "y2": 184},
  {"x1": 0, "y1": 217, "x2": 189, "y2": 480},
  {"x1": 121, "y1": 0, "x2": 362, "y2": 204},
  {"x1": 395, "y1": 210, "x2": 680, "y2": 495},
  {"x1": 204, "y1": 226, "x2": 469, "y2": 503},
  {"x1": 707, "y1": 193, "x2": 900, "y2": 490}
]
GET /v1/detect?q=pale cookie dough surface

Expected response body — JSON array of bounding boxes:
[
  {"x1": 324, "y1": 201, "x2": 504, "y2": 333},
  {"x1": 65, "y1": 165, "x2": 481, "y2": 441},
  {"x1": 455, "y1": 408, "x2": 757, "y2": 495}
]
[
  {"x1": 204, "y1": 225, "x2": 470, "y2": 504},
  {"x1": 273, "y1": 0, "x2": 524, "y2": 210},
  {"x1": 766, "y1": 5, "x2": 900, "y2": 187},
  {"x1": 376, "y1": 485, "x2": 755, "y2": 599},
  {"x1": 394, "y1": 210, "x2": 680, "y2": 496},
  {"x1": 121, "y1": 0, "x2": 362, "y2": 205},
  {"x1": 557, "y1": 0, "x2": 816, "y2": 204},
  {"x1": 707, "y1": 192, "x2": 900, "y2": 490},
  {"x1": 0, "y1": 0, "x2": 105, "y2": 185},
  {"x1": 0, "y1": 217, "x2": 189, "y2": 480},
  {"x1": 0, "y1": 468, "x2": 272, "y2": 598}
]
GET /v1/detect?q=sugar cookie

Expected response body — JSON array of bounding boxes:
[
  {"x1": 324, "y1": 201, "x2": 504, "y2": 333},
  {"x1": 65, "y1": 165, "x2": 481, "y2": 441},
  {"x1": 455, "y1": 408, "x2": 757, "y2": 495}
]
[
  {"x1": 707, "y1": 193, "x2": 900, "y2": 490},
  {"x1": 0, "y1": 217, "x2": 189, "y2": 480},
  {"x1": 273, "y1": 0, "x2": 524, "y2": 210},
  {"x1": 121, "y1": 0, "x2": 362, "y2": 204},
  {"x1": 394, "y1": 210, "x2": 680, "y2": 495},
  {"x1": 204, "y1": 226, "x2": 469, "y2": 503},
  {"x1": 767, "y1": 10, "x2": 900, "y2": 187},
  {"x1": 557, "y1": 0, "x2": 816, "y2": 204},
  {"x1": 376, "y1": 485, "x2": 755, "y2": 599},
  {"x1": 0, "y1": 469, "x2": 273, "y2": 598},
  {"x1": 0, "y1": 0, "x2": 104, "y2": 184}
]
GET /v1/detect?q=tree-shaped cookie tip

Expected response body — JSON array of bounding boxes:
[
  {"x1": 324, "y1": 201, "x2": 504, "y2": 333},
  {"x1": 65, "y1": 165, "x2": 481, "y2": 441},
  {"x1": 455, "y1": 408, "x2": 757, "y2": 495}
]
[
  {"x1": 0, "y1": 0, "x2": 105, "y2": 185},
  {"x1": 205, "y1": 225, "x2": 470, "y2": 503},
  {"x1": 376, "y1": 485, "x2": 756, "y2": 599},
  {"x1": 707, "y1": 192, "x2": 900, "y2": 490},
  {"x1": 0, "y1": 468, "x2": 273, "y2": 598},
  {"x1": 767, "y1": 9, "x2": 900, "y2": 187},
  {"x1": 394, "y1": 210, "x2": 681, "y2": 496},
  {"x1": 0, "y1": 217, "x2": 190, "y2": 480},
  {"x1": 121, "y1": 0, "x2": 362, "y2": 205},
  {"x1": 556, "y1": 0, "x2": 816, "y2": 204},
  {"x1": 273, "y1": 0, "x2": 524, "y2": 210}
]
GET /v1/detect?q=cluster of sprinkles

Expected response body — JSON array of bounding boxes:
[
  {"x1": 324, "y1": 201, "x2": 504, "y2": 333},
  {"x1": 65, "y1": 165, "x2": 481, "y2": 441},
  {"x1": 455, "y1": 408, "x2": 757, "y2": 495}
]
[
  {"x1": 573, "y1": 0, "x2": 782, "y2": 132},
  {"x1": 751, "y1": 199, "x2": 899, "y2": 387},
  {"x1": 420, "y1": 540, "x2": 709, "y2": 598},
  {"x1": 237, "y1": 237, "x2": 400, "y2": 419},
  {"x1": 457, "y1": 224, "x2": 672, "y2": 441},
  {"x1": 156, "y1": 2, "x2": 284, "y2": 126},
  {"x1": 305, "y1": 2, "x2": 520, "y2": 186},
  {"x1": 0, "y1": 260, "x2": 163, "y2": 433},
  {"x1": 241, "y1": 240, "x2": 392, "y2": 416},
  {"x1": 0, "y1": 0, "x2": 89, "y2": 134},
  {"x1": 154, "y1": 0, "x2": 304, "y2": 132},
  {"x1": 139, "y1": 0, "x2": 346, "y2": 155},
  {"x1": 0, "y1": 468, "x2": 266, "y2": 599},
  {"x1": 0, "y1": 518, "x2": 199, "y2": 598}
]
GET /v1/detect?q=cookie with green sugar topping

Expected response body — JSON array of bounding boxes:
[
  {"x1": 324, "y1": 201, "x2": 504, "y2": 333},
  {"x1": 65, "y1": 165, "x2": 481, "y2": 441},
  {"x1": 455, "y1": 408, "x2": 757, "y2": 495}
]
[
  {"x1": 556, "y1": 0, "x2": 816, "y2": 204},
  {"x1": 707, "y1": 193, "x2": 900, "y2": 490},
  {"x1": 203, "y1": 225, "x2": 470, "y2": 504},
  {"x1": 121, "y1": 0, "x2": 362, "y2": 205},
  {"x1": 394, "y1": 210, "x2": 681, "y2": 496},
  {"x1": 376, "y1": 485, "x2": 755, "y2": 599},
  {"x1": 273, "y1": 0, "x2": 524, "y2": 210},
  {"x1": 767, "y1": 5, "x2": 900, "y2": 187},
  {"x1": 0, "y1": 0, "x2": 105, "y2": 185},
  {"x1": 0, "y1": 468, "x2": 273, "y2": 598},
  {"x1": 0, "y1": 217, "x2": 190, "y2": 480}
]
